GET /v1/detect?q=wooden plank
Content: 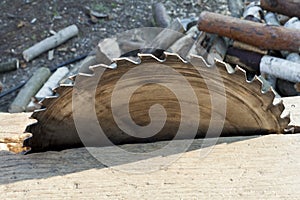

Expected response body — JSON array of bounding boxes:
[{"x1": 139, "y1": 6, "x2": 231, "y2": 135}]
[
  {"x1": 0, "y1": 112, "x2": 299, "y2": 198},
  {"x1": 0, "y1": 134, "x2": 299, "y2": 199},
  {"x1": 0, "y1": 112, "x2": 34, "y2": 152}
]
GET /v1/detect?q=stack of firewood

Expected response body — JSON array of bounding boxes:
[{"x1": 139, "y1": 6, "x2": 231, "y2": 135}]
[
  {"x1": 198, "y1": 0, "x2": 300, "y2": 97},
  {"x1": 6, "y1": 0, "x2": 300, "y2": 113}
]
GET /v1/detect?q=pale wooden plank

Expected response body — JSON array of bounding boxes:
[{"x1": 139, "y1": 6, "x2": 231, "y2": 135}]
[
  {"x1": 0, "y1": 111, "x2": 299, "y2": 198},
  {"x1": 0, "y1": 112, "x2": 33, "y2": 153},
  {"x1": 0, "y1": 134, "x2": 299, "y2": 199}
]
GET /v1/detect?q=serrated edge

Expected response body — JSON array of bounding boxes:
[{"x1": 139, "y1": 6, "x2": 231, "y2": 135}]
[{"x1": 23, "y1": 52, "x2": 293, "y2": 153}]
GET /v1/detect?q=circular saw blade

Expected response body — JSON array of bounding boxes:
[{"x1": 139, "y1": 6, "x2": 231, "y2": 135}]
[{"x1": 23, "y1": 53, "x2": 290, "y2": 153}]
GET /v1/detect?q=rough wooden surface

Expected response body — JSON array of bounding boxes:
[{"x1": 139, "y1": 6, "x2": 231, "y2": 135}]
[
  {"x1": 197, "y1": 11, "x2": 300, "y2": 52},
  {"x1": 260, "y1": 0, "x2": 300, "y2": 18},
  {"x1": 0, "y1": 101, "x2": 299, "y2": 199},
  {"x1": 0, "y1": 134, "x2": 300, "y2": 199}
]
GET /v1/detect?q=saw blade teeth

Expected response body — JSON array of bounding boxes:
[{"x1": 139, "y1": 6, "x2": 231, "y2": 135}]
[
  {"x1": 114, "y1": 56, "x2": 141, "y2": 64},
  {"x1": 25, "y1": 122, "x2": 38, "y2": 134},
  {"x1": 189, "y1": 54, "x2": 211, "y2": 68},
  {"x1": 214, "y1": 58, "x2": 235, "y2": 74},
  {"x1": 137, "y1": 53, "x2": 165, "y2": 63},
  {"x1": 68, "y1": 74, "x2": 77, "y2": 82},
  {"x1": 233, "y1": 66, "x2": 248, "y2": 79},
  {"x1": 22, "y1": 137, "x2": 33, "y2": 153},
  {"x1": 53, "y1": 84, "x2": 72, "y2": 95},
  {"x1": 270, "y1": 101, "x2": 291, "y2": 132},
  {"x1": 89, "y1": 63, "x2": 117, "y2": 72},
  {"x1": 245, "y1": 71, "x2": 256, "y2": 83},
  {"x1": 164, "y1": 52, "x2": 188, "y2": 63},
  {"x1": 31, "y1": 109, "x2": 47, "y2": 120},
  {"x1": 40, "y1": 96, "x2": 57, "y2": 107}
]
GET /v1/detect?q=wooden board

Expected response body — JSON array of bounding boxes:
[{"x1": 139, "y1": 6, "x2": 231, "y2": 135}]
[{"x1": 0, "y1": 109, "x2": 299, "y2": 199}]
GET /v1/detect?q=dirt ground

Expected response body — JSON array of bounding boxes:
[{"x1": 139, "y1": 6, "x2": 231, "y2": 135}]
[{"x1": 0, "y1": 0, "x2": 229, "y2": 112}]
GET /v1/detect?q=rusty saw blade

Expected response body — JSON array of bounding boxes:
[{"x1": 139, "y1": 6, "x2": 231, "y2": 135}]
[{"x1": 23, "y1": 52, "x2": 290, "y2": 153}]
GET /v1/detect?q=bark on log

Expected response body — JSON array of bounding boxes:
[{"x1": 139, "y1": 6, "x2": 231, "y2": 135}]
[
  {"x1": 260, "y1": 55, "x2": 300, "y2": 83},
  {"x1": 281, "y1": 18, "x2": 300, "y2": 57},
  {"x1": 277, "y1": 53, "x2": 300, "y2": 96},
  {"x1": 261, "y1": 11, "x2": 279, "y2": 88},
  {"x1": 260, "y1": 0, "x2": 300, "y2": 18},
  {"x1": 225, "y1": 47, "x2": 262, "y2": 72},
  {"x1": 232, "y1": 41, "x2": 268, "y2": 55},
  {"x1": 152, "y1": 3, "x2": 171, "y2": 28},
  {"x1": 197, "y1": 11, "x2": 300, "y2": 52},
  {"x1": 9, "y1": 67, "x2": 51, "y2": 113},
  {"x1": 0, "y1": 58, "x2": 19, "y2": 73},
  {"x1": 26, "y1": 67, "x2": 69, "y2": 111},
  {"x1": 227, "y1": 0, "x2": 244, "y2": 18},
  {"x1": 23, "y1": 25, "x2": 79, "y2": 62},
  {"x1": 243, "y1": 3, "x2": 263, "y2": 22}
]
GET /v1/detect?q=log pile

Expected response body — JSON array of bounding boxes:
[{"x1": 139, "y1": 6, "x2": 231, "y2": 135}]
[
  {"x1": 198, "y1": 0, "x2": 300, "y2": 97},
  {"x1": 3, "y1": 1, "x2": 300, "y2": 114}
]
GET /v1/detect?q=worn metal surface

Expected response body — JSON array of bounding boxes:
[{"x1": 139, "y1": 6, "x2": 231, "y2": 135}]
[{"x1": 23, "y1": 52, "x2": 290, "y2": 153}]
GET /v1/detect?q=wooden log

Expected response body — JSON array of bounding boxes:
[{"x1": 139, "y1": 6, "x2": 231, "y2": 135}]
[
  {"x1": 96, "y1": 38, "x2": 121, "y2": 65},
  {"x1": 296, "y1": 82, "x2": 300, "y2": 92},
  {"x1": 287, "y1": 53, "x2": 300, "y2": 63},
  {"x1": 197, "y1": 11, "x2": 300, "y2": 52},
  {"x1": 9, "y1": 67, "x2": 51, "y2": 113},
  {"x1": 260, "y1": 0, "x2": 300, "y2": 18},
  {"x1": 232, "y1": 41, "x2": 268, "y2": 55},
  {"x1": 260, "y1": 55, "x2": 300, "y2": 83},
  {"x1": 152, "y1": 3, "x2": 171, "y2": 28},
  {"x1": 264, "y1": 12, "x2": 280, "y2": 26},
  {"x1": 276, "y1": 53, "x2": 300, "y2": 96},
  {"x1": 284, "y1": 17, "x2": 300, "y2": 30},
  {"x1": 23, "y1": 25, "x2": 79, "y2": 62},
  {"x1": 227, "y1": 0, "x2": 244, "y2": 18},
  {"x1": 186, "y1": 31, "x2": 208, "y2": 60},
  {"x1": 27, "y1": 67, "x2": 70, "y2": 111},
  {"x1": 225, "y1": 47, "x2": 262, "y2": 72},
  {"x1": 281, "y1": 18, "x2": 300, "y2": 57},
  {"x1": 207, "y1": 36, "x2": 227, "y2": 65},
  {"x1": 0, "y1": 58, "x2": 19, "y2": 73},
  {"x1": 63, "y1": 55, "x2": 98, "y2": 84},
  {"x1": 141, "y1": 18, "x2": 185, "y2": 57},
  {"x1": 118, "y1": 40, "x2": 145, "y2": 55},
  {"x1": 277, "y1": 14, "x2": 290, "y2": 25},
  {"x1": 243, "y1": 2, "x2": 263, "y2": 22},
  {"x1": 277, "y1": 79, "x2": 299, "y2": 97},
  {"x1": 168, "y1": 26, "x2": 198, "y2": 59}
]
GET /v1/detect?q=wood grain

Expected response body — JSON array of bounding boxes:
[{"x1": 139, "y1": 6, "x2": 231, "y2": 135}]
[
  {"x1": 0, "y1": 108, "x2": 299, "y2": 198},
  {"x1": 0, "y1": 134, "x2": 299, "y2": 199}
]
